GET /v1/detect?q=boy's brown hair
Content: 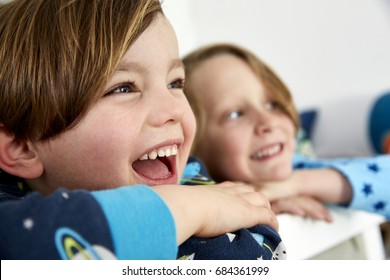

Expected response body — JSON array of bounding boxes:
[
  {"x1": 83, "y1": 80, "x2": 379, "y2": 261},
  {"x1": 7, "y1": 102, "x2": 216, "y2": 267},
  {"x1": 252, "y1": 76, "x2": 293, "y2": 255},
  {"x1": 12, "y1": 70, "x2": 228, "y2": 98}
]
[
  {"x1": 182, "y1": 43, "x2": 300, "y2": 154},
  {"x1": 0, "y1": 0, "x2": 162, "y2": 142}
]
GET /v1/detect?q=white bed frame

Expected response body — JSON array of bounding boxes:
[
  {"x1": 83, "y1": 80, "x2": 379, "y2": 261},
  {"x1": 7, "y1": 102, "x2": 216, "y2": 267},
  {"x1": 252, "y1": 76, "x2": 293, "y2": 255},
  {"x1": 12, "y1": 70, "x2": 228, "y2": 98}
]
[{"x1": 278, "y1": 207, "x2": 386, "y2": 259}]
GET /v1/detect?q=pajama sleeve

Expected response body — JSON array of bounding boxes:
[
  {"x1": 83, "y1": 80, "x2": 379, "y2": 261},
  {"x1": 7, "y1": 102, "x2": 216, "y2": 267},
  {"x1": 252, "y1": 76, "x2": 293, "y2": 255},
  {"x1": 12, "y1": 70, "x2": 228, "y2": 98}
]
[
  {"x1": 0, "y1": 185, "x2": 177, "y2": 259},
  {"x1": 293, "y1": 154, "x2": 390, "y2": 220}
]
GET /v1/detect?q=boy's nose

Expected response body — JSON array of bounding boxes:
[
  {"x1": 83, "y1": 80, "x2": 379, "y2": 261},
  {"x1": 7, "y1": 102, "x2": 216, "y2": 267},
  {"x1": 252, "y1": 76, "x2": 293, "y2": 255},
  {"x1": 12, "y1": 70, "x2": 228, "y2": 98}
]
[
  {"x1": 148, "y1": 89, "x2": 185, "y2": 127},
  {"x1": 254, "y1": 111, "x2": 273, "y2": 135}
]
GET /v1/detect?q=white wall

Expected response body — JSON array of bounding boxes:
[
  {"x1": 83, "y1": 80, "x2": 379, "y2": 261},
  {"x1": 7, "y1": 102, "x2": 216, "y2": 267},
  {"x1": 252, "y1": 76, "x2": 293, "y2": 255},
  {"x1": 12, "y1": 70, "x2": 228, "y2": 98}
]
[
  {"x1": 163, "y1": 0, "x2": 390, "y2": 109},
  {"x1": 164, "y1": 0, "x2": 390, "y2": 156}
]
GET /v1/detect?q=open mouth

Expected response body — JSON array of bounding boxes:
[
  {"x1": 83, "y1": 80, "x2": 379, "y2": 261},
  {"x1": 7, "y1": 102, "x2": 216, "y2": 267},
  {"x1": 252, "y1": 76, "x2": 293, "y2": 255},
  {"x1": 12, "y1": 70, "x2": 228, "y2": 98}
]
[
  {"x1": 251, "y1": 143, "x2": 283, "y2": 161},
  {"x1": 132, "y1": 144, "x2": 178, "y2": 184}
]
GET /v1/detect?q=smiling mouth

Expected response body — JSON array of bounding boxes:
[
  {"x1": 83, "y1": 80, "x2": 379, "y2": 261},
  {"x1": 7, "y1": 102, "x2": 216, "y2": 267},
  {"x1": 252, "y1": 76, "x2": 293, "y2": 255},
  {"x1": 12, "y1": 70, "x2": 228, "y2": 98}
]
[
  {"x1": 251, "y1": 143, "x2": 283, "y2": 160},
  {"x1": 132, "y1": 144, "x2": 177, "y2": 182}
]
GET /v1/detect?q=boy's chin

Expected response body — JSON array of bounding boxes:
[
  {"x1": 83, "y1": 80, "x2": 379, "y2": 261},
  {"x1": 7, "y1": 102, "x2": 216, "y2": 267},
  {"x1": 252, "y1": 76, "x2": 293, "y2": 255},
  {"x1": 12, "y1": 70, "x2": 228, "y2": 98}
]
[{"x1": 261, "y1": 166, "x2": 293, "y2": 181}]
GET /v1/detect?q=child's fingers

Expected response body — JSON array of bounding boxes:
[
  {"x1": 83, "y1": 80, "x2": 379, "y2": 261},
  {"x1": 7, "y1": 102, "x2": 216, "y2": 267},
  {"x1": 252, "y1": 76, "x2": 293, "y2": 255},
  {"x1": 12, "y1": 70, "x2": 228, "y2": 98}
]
[
  {"x1": 262, "y1": 208, "x2": 279, "y2": 230},
  {"x1": 272, "y1": 196, "x2": 333, "y2": 222},
  {"x1": 272, "y1": 199, "x2": 304, "y2": 216},
  {"x1": 217, "y1": 181, "x2": 256, "y2": 193},
  {"x1": 241, "y1": 191, "x2": 272, "y2": 209},
  {"x1": 220, "y1": 182, "x2": 278, "y2": 229},
  {"x1": 299, "y1": 199, "x2": 332, "y2": 222},
  {"x1": 250, "y1": 207, "x2": 279, "y2": 231}
]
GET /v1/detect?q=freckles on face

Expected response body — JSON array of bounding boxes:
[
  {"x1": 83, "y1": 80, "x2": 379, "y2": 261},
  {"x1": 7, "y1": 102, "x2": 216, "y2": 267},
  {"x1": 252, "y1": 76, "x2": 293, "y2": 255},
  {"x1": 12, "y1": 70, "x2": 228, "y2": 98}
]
[{"x1": 32, "y1": 105, "x2": 139, "y2": 192}]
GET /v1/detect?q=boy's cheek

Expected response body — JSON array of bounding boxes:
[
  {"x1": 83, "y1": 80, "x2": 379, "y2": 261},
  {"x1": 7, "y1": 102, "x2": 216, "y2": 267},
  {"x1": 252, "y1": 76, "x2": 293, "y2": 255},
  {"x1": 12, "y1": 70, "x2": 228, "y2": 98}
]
[{"x1": 185, "y1": 114, "x2": 197, "y2": 145}]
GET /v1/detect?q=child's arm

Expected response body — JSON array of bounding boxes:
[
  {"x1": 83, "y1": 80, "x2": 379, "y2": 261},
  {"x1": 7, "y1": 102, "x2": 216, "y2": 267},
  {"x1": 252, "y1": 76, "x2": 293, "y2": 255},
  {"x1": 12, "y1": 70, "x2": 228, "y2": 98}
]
[
  {"x1": 0, "y1": 185, "x2": 177, "y2": 260},
  {"x1": 254, "y1": 170, "x2": 340, "y2": 222},
  {"x1": 153, "y1": 181, "x2": 278, "y2": 245},
  {"x1": 253, "y1": 169, "x2": 350, "y2": 222},
  {"x1": 258, "y1": 155, "x2": 390, "y2": 218},
  {"x1": 0, "y1": 183, "x2": 277, "y2": 259},
  {"x1": 259, "y1": 169, "x2": 352, "y2": 204}
]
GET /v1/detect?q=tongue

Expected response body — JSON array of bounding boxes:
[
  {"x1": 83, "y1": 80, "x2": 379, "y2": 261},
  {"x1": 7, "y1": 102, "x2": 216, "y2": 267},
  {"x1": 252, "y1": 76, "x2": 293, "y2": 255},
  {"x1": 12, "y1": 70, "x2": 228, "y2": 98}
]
[{"x1": 132, "y1": 159, "x2": 170, "y2": 179}]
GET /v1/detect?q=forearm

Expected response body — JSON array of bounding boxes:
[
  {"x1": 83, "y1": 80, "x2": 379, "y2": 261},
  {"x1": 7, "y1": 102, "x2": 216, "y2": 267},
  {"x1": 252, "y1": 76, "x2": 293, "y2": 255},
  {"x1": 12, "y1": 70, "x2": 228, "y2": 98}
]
[
  {"x1": 152, "y1": 185, "x2": 203, "y2": 245},
  {"x1": 93, "y1": 186, "x2": 177, "y2": 259},
  {"x1": 292, "y1": 169, "x2": 353, "y2": 204},
  {"x1": 288, "y1": 155, "x2": 390, "y2": 217},
  {"x1": 259, "y1": 169, "x2": 353, "y2": 205},
  {"x1": 0, "y1": 186, "x2": 178, "y2": 259},
  {"x1": 153, "y1": 182, "x2": 279, "y2": 246}
]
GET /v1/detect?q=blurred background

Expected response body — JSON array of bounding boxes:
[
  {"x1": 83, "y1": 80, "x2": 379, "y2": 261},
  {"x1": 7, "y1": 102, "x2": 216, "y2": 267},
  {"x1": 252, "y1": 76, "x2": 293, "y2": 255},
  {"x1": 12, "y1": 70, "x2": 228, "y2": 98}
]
[
  {"x1": 163, "y1": 0, "x2": 390, "y2": 158},
  {"x1": 163, "y1": 0, "x2": 390, "y2": 109},
  {"x1": 162, "y1": 0, "x2": 390, "y2": 259}
]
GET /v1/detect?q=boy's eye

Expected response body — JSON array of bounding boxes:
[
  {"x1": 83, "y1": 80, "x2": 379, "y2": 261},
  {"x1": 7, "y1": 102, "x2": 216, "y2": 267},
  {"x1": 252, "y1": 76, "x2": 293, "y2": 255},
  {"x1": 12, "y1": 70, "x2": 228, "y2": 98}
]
[
  {"x1": 113, "y1": 85, "x2": 131, "y2": 93},
  {"x1": 168, "y1": 78, "x2": 185, "y2": 89},
  {"x1": 264, "y1": 101, "x2": 279, "y2": 110},
  {"x1": 227, "y1": 110, "x2": 243, "y2": 120},
  {"x1": 106, "y1": 82, "x2": 136, "y2": 95}
]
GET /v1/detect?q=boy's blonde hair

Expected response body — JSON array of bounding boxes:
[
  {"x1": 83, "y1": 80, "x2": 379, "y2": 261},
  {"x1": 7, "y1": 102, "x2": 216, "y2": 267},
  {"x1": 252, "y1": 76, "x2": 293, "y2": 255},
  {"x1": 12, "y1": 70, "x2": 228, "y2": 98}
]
[
  {"x1": 0, "y1": 0, "x2": 162, "y2": 142},
  {"x1": 182, "y1": 43, "x2": 300, "y2": 155}
]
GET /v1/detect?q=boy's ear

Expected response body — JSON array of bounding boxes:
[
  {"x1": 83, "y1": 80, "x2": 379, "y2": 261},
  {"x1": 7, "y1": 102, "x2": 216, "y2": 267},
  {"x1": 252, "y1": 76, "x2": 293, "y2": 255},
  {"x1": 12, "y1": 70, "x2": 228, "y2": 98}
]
[{"x1": 0, "y1": 125, "x2": 43, "y2": 179}]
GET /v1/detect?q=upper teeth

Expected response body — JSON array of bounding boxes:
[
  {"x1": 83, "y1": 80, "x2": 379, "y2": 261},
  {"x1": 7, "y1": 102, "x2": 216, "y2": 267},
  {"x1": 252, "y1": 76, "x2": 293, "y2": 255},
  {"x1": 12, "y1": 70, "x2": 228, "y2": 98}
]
[
  {"x1": 252, "y1": 144, "x2": 281, "y2": 159},
  {"x1": 139, "y1": 145, "x2": 178, "y2": 160}
]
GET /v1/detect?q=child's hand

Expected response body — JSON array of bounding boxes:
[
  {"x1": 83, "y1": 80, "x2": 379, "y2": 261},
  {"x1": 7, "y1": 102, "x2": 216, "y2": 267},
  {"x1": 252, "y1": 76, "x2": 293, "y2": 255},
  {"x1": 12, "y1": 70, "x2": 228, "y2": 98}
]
[
  {"x1": 255, "y1": 169, "x2": 353, "y2": 206},
  {"x1": 152, "y1": 181, "x2": 278, "y2": 245},
  {"x1": 253, "y1": 179, "x2": 298, "y2": 201},
  {"x1": 271, "y1": 196, "x2": 332, "y2": 222}
]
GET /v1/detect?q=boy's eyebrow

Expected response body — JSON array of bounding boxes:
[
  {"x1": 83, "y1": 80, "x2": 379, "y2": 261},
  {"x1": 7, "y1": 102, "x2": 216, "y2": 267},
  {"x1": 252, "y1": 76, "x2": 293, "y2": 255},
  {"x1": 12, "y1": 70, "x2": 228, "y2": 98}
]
[
  {"x1": 170, "y1": 59, "x2": 185, "y2": 71},
  {"x1": 114, "y1": 59, "x2": 184, "y2": 75}
]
